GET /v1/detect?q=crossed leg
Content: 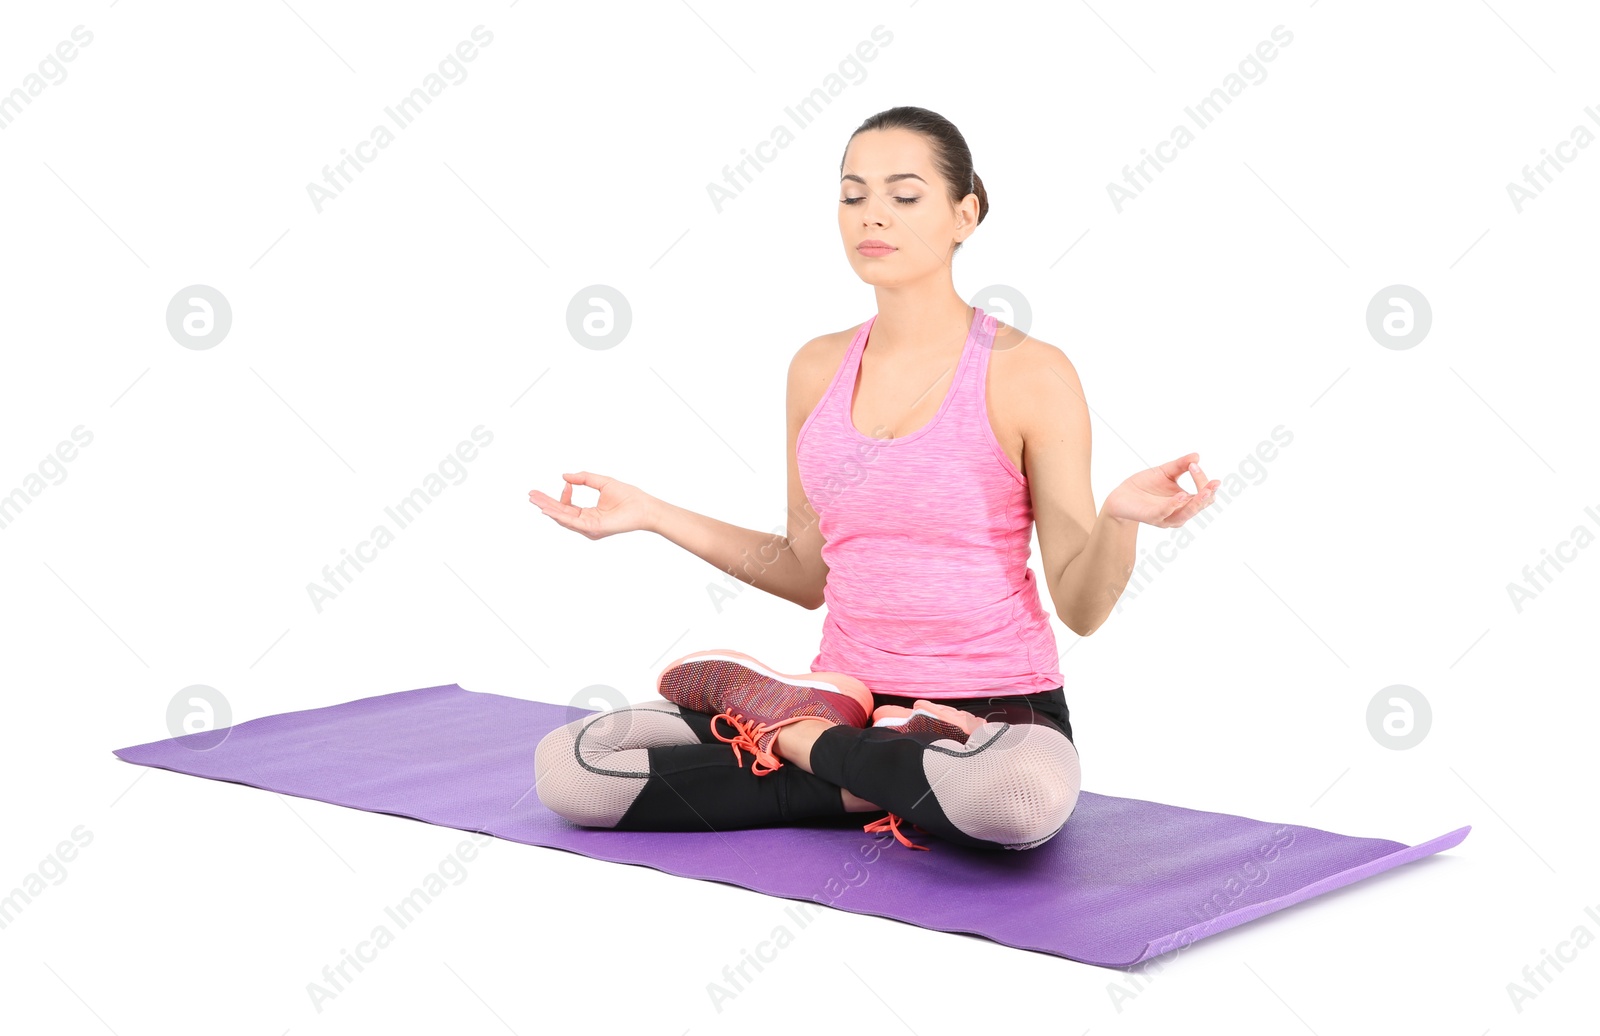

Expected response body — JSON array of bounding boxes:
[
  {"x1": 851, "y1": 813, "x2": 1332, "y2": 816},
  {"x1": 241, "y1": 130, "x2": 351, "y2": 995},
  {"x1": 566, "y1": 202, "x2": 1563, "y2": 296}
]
[{"x1": 534, "y1": 695, "x2": 1080, "y2": 851}]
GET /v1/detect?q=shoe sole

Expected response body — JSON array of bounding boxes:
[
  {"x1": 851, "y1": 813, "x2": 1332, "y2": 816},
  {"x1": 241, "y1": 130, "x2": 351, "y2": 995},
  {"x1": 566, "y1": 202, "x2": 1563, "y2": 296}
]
[{"x1": 656, "y1": 649, "x2": 873, "y2": 724}]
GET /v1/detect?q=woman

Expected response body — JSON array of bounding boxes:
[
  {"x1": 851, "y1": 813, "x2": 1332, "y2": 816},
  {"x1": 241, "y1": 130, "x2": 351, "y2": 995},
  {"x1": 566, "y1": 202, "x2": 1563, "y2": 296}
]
[{"x1": 529, "y1": 106, "x2": 1217, "y2": 852}]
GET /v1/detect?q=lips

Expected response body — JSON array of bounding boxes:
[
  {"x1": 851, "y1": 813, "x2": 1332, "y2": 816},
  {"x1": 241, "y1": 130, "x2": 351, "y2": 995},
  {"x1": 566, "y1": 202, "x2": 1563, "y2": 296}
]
[{"x1": 857, "y1": 240, "x2": 895, "y2": 255}]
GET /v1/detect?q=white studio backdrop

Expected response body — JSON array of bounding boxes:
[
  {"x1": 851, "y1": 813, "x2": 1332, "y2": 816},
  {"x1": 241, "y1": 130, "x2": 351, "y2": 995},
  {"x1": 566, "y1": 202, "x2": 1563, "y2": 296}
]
[{"x1": 1, "y1": 1, "x2": 1595, "y2": 1033}]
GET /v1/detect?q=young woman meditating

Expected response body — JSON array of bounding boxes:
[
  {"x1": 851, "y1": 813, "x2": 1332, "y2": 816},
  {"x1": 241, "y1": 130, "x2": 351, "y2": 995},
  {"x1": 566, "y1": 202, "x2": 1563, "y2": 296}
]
[{"x1": 529, "y1": 106, "x2": 1217, "y2": 851}]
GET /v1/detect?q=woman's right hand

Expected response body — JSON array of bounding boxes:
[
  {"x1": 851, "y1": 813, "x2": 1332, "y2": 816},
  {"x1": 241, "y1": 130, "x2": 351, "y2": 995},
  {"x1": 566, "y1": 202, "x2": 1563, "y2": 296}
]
[{"x1": 528, "y1": 471, "x2": 659, "y2": 540}]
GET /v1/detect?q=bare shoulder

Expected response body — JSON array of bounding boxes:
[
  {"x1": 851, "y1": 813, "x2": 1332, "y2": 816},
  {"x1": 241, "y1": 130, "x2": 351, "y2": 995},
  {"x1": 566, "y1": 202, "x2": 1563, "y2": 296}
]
[
  {"x1": 790, "y1": 323, "x2": 857, "y2": 373},
  {"x1": 786, "y1": 323, "x2": 858, "y2": 416},
  {"x1": 989, "y1": 320, "x2": 1085, "y2": 416}
]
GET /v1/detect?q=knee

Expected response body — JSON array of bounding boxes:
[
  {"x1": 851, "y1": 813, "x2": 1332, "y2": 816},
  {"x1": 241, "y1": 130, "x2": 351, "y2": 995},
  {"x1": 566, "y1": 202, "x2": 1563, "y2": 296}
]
[
  {"x1": 532, "y1": 719, "x2": 577, "y2": 780},
  {"x1": 957, "y1": 725, "x2": 1082, "y2": 850},
  {"x1": 533, "y1": 706, "x2": 644, "y2": 786},
  {"x1": 1005, "y1": 742, "x2": 1081, "y2": 849},
  {"x1": 531, "y1": 707, "x2": 683, "y2": 827},
  {"x1": 532, "y1": 723, "x2": 630, "y2": 827},
  {"x1": 531, "y1": 721, "x2": 589, "y2": 822}
]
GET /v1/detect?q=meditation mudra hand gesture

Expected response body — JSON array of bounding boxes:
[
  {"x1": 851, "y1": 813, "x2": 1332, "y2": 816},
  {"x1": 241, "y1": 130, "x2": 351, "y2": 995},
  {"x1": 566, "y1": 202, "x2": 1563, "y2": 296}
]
[
  {"x1": 524, "y1": 106, "x2": 1237, "y2": 856},
  {"x1": 531, "y1": 457, "x2": 1219, "y2": 541},
  {"x1": 1103, "y1": 453, "x2": 1220, "y2": 529},
  {"x1": 528, "y1": 471, "x2": 657, "y2": 540}
]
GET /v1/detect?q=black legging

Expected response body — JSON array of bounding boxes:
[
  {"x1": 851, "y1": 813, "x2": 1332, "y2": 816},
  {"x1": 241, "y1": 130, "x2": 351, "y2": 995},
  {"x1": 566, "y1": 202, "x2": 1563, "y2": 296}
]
[{"x1": 535, "y1": 687, "x2": 1079, "y2": 851}]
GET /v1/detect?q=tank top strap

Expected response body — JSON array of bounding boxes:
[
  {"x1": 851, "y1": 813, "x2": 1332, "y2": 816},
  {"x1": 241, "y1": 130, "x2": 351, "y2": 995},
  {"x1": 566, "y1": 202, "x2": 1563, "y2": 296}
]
[
  {"x1": 817, "y1": 308, "x2": 993, "y2": 441},
  {"x1": 826, "y1": 314, "x2": 873, "y2": 413},
  {"x1": 843, "y1": 314, "x2": 876, "y2": 392},
  {"x1": 941, "y1": 306, "x2": 997, "y2": 428}
]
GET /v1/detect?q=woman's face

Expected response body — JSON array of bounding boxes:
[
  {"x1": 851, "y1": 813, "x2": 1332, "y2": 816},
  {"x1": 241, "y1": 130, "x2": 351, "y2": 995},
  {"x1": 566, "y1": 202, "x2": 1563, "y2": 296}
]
[{"x1": 838, "y1": 127, "x2": 977, "y2": 286}]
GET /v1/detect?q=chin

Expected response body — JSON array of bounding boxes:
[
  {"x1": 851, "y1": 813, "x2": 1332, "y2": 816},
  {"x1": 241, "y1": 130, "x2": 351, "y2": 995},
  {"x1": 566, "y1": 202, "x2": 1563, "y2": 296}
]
[{"x1": 844, "y1": 254, "x2": 888, "y2": 279}]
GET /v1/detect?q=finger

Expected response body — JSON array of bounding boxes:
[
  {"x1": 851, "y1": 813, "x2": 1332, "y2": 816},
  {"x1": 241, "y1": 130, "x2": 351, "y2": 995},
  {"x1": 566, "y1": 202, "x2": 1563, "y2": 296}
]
[
  {"x1": 560, "y1": 481, "x2": 572, "y2": 506},
  {"x1": 1170, "y1": 491, "x2": 1212, "y2": 525},
  {"x1": 543, "y1": 505, "x2": 586, "y2": 532},
  {"x1": 529, "y1": 488, "x2": 581, "y2": 522},
  {"x1": 526, "y1": 492, "x2": 559, "y2": 517},
  {"x1": 1157, "y1": 453, "x2": 1200, "y2": 480},
  {"x1": 1189, "y1": 460, "x2": 1211, "y2": 494},
  {"x1": 530, "y1": 490, "x2": 571, "y2": 513}
]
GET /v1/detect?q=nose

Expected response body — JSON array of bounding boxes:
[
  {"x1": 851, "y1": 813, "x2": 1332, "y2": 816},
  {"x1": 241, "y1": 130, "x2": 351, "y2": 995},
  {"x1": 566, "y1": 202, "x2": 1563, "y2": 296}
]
[{"x1": 855, "y1": 191, "x2": 890, "y2": 226}]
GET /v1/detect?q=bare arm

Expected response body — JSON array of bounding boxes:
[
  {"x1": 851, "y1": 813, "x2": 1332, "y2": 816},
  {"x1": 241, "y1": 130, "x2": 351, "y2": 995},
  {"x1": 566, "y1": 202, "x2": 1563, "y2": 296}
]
[
  {"x1": 1021, "y1": 346, "x2": 1133, "y2": 635},
  {"x1": 1022, "y1": 344, "x2": 1217, "y2": 636},
  {"x1": 647, "y1": 343, "x2": 830, "y2": 608}
]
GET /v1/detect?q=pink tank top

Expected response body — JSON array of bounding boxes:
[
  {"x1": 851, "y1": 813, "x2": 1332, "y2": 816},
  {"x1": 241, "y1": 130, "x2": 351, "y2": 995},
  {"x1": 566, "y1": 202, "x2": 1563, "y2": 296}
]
[{"x1": 796, "y1": 306, "x2": 1064, "y2": 699}]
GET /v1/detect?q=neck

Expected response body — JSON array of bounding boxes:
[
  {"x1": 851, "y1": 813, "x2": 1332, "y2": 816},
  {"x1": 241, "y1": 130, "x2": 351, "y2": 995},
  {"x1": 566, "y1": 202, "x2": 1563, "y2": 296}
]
[{"x1": 867, "y1": 286, "x2": 973, "y2": 358}]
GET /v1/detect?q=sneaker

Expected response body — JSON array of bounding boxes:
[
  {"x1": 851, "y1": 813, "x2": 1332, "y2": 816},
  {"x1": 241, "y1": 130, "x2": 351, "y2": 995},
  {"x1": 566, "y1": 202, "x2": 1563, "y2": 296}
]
[
  {"x1": 863, "y1": 811, "x2": 931, "y2": 851},
  {"x1": 870, "y1": 699, "x2": 987, "y2": 744},
  {"x1": 656, "y1": 649, "x2": 873, "y2": 776}
]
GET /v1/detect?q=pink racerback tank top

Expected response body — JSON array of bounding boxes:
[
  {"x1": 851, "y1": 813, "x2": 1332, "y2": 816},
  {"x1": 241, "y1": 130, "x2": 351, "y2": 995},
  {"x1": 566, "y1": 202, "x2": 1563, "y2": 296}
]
[{"x1": 795, "y1": 306, "x2": 1064, "y2": 699}]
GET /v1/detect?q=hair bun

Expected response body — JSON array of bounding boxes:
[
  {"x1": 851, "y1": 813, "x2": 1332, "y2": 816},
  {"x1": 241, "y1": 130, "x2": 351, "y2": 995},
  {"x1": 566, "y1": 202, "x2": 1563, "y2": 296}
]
[{"x1": 971, "y1": 171, "x2": 989, "y2": 224}]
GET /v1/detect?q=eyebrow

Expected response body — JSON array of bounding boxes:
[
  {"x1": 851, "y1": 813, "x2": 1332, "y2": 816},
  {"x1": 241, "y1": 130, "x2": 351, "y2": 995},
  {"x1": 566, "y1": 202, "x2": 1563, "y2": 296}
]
[{"x1": 840, "y1": 172, "x2": 927, "y2": 186}]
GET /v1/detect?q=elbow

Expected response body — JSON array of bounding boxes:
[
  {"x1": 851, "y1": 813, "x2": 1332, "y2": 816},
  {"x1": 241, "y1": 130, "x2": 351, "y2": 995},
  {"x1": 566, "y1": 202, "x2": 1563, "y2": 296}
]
[{"x1": 1059, "y1": 610, "x2": 1103, "y2": 638}]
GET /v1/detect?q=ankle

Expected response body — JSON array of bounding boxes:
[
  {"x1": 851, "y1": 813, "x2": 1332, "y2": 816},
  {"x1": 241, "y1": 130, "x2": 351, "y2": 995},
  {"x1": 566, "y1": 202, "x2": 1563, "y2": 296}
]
[
  {"x1": 840, "y1": 788, "x2": 881, "y2": 812},
  {"x1": 772, "y1": 717, "x2": 835, "y2": 770}
]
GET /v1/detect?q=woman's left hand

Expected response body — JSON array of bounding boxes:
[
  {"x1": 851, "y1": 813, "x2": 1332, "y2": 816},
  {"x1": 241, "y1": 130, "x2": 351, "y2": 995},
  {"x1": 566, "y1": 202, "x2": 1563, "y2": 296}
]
[{"x1": 1103, "y1": 453, "x2": 1220, "y2": 528}]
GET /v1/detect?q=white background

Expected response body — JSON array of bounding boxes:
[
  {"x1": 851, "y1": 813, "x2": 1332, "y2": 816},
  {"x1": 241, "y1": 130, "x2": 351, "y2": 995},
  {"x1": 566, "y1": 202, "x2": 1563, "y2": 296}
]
[{"x1": 2, "y1": 0, "x2": 1596, "y2": 1032}]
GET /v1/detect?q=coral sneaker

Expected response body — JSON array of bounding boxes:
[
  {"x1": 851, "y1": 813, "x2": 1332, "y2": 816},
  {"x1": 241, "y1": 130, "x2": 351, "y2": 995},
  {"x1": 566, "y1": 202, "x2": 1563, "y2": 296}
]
[
  {"x1": 656, "y1": 650, "x2": 873, "y2": 776},
  {"x1": 870, "y1": 699, "x2": 987, "y2": 744}
]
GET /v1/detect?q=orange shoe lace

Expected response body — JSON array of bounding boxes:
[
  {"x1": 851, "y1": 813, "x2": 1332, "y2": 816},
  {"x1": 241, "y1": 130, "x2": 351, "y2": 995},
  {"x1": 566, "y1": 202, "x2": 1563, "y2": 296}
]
[
  {"x1": 862, "y1": 812, "x2": 931, "y2": 851},
  {"x1": 710, "y1": 712, "x2": 785, "y2": 776}
]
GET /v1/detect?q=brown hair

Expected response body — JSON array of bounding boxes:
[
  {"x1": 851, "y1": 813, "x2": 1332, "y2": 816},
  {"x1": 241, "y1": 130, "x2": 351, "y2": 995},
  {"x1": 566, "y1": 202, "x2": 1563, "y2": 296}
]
[{"x1": 842, "y1": 106, "x2": 988, "y2": 254}]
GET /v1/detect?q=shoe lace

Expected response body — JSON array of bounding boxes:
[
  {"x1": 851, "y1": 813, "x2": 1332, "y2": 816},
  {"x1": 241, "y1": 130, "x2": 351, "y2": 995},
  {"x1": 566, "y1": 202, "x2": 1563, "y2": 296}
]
[
  {"x1": 710, "y1": 712, "x2": 784, "y2": 776},
  {"x1": 862, "y1": 811, "x2": 931, "y2": 851}
]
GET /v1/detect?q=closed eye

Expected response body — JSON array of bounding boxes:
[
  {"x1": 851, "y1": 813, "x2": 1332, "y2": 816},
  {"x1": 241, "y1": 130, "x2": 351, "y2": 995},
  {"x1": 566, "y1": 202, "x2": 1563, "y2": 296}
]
[{"x1": 841, "y1": 197, "x2": 920, "y2": 205}]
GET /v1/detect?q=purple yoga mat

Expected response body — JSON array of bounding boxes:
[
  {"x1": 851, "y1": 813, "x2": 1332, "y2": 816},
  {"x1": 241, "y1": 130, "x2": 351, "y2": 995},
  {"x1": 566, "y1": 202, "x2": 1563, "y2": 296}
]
[{"x1": 112, "y1": 683, "x2": 1468, "y2": 967}]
